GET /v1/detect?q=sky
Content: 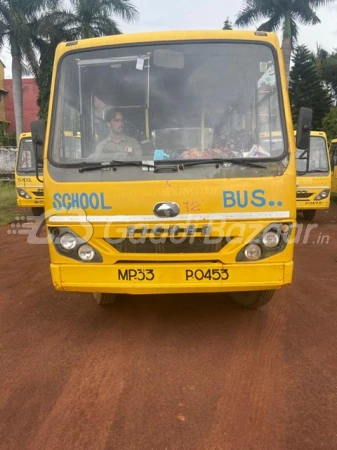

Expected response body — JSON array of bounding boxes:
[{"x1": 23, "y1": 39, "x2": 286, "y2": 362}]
[{"x1": 1, "y1": 0, "x2": 337, "y2": 77}]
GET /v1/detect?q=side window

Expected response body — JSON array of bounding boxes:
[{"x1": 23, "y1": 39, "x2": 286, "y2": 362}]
[{"x1": 331, "y1": 146, "x2": 337, "y2": 168}]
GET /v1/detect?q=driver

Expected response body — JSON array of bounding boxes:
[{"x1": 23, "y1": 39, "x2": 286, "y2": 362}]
[{"x1": 96, "y1": 108, "x2": 142, "y2": 159}]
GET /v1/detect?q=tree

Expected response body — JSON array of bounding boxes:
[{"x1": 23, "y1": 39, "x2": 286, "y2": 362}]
[
  {"x1": 68, "y1": 0, "x2": 139, "y2": 39},
  {"x1": 322, "y1": 108, "x2": 337, "y2": 142},
  {"x1": 0, "y1": 0, "x2": 58, "y2": 142},
  {"x1": 32, "y1": 12, "x2": 75, "y2": 119},
  {"x1": 33, "y1": 0, "x2": 139, "y2": 118},
  {"x1": 289, "y1": 45, "x2": 332, "y2": 129},
  {"x1": 223, "y1": 18, "x2": 233, "y2": 30},
  {"x1": 234, "y1": 0, "x2": 334, "y2": 85},
  {"x1": 315, "y1": 49, "x2": 337, "y2": 105}
]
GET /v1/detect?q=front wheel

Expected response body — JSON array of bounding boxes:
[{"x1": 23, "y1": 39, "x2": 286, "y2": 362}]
[
  {"x1": 93, "y1": 292, "x2": 117, "y2": 306},
  {"x1": 229, "y1": 290, "x2": 275, "y2": 309},
  {"x1": 303, "y1": 210, "x2": 316, "y2": 221},
  {"x1": 31, "y1": 207, "x2": 44, "y2": 217}
]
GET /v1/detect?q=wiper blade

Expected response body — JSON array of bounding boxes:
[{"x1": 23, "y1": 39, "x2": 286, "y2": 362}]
[
  {"x1": 178, "y1": 158, "x2": 267, "y2": 169},
  {"x1": 78, "y1": 160, "x2": 154, "y2": 173}
]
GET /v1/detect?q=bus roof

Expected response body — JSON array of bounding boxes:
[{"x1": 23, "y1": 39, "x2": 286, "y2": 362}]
[
  {"x1": 55, "y1": 30, "x2": 282, "y2": 57},
  {"x1": 19, "y1": 132, "x2": 32, "y2": 140},
  {"x1": 310, "y1": 131, "x2": 327, "y2": 139},
  {"x1": 294, "y1": 130, "x2": 327, "y2": 140}
]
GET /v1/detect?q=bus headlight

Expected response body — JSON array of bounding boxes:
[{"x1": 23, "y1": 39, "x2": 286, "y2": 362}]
[
  {"x1": 262, "y1": 231, "x2": 280, "y2": 249},
  {"x1": 78, "y1": 244, "x2": 95, "y2": 261},
  {"x1": 50, "y1": 227, "x2": 103, "y2": 263},
  {"x1": 315, "y1": 189, "x2": 329, "y2": 200},
  {"x1": 60, "y1": 233, "x2": 77, "y2": 250},
  {"x1": 17, "y1": 188, "x2": 31, "y2": 199},
  {"x1": 236, "y1": 223, "x2": 293, "y2": 262},
  {"x1": 244, "y1": 244, "x2": 262, "y2": 261}
]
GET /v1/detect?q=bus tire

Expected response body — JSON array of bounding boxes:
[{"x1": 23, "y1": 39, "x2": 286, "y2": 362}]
[
  {"x1": 31, "y1": 207, "x2": 44, "y2": 217},
  {"x1": 93, "y1": 293, "x2": 117, "y2": 306},
  {"x1": 303, "y1": 210, "x2": 316, "y2": 221},
  {"x1": 229, "y1": 290, "x2": 275, "y2": 309}
]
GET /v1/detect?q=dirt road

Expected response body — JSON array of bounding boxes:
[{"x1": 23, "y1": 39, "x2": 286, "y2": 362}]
[{"x1": 0, "y1": 205, "x2": 337, "y2": 450}]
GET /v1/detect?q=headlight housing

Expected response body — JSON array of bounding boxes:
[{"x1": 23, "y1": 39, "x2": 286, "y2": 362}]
[
  {"x1": 50, "y1": 227, "x2": 102, "y2": 263},
  {"x1": 17, "y1": 188, "x2": 31, "y2": 199},
  {"x1": 314, "y1": 189, "x2": 330, "y2": 200},
  {"x1": 236, "y1": 223, "x2": 293, "y2": 262}
]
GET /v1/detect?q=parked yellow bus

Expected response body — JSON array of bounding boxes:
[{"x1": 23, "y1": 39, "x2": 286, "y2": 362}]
[
  {"x1": 296, "y1": 131, "x2": 331, "y2": 221},
  {"x1": 31, "y1": 30, "x2": 312, "y2": 308},
  {"x1": 330, "y1": 138, "x2": 337, "y2": 194},
  {"x1": 15, "y1": 132, "x2": 44, "y2": 216}
]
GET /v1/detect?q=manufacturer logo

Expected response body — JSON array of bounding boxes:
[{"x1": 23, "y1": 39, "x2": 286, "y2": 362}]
[{"x1": 153, "y1": 202, "x2": 180, "y2": 218}]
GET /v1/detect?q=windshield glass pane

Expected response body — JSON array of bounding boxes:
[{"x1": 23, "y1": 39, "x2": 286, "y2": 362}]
[
  {"x1": 17, "y1": 138, "x2": 41, "y2": 172},
  {"x1": 296, "y1": 136, "x2": 329, "y2": 173},
  {"x1": 51, "y1": 42, "x2": 285, "y2": 165}
]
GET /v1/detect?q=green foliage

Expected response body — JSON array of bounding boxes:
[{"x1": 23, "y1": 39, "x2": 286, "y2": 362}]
[
  {"x1": 0, "y1": 123, "x2": 16, "y2": 146},
  {"x1": 234, "y1": 0, "x2": 330, "y2": 47},
  {"x1": 322, "y1": 108, "x2": 337, "y2": 142},
  {"x1": 289, "y1": 45, "x2": 332, "y2": 129},
  {"x1": 37, "y1": 47, "x2": 55, "y2": 120},
  {"x1": 69, "y1": 0, "x2": 139, "y2": 39},
  {"x1": 0, "y1": 182, "x2": 21, "y2": 225},
  {"x1": 34, "y1": 0, "x2": 139, "y2": 118},
  {"x1": 223, "y1": 18, "x2": 233, "y2": 30},
  {"x1": 319, "y1": 51, "x2": 337, "y2": 104}
]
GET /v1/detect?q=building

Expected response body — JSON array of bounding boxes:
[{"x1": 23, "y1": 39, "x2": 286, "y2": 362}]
[
  {"x1": 0, "y1": 60, "x2": 9, "y2": 130},
  {"x1": 0, "y1": 60, "x2": 39, "y2": 137},
  {"x1": 4, "y1": 78, "x2": 39, "y2": 133}
]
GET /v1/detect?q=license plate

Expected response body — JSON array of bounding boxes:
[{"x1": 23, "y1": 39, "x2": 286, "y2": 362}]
[
  {"x1": 185, "y1": 268, "x2": 229, "y2": 281},
  {"x1": 117, "y1": 267, "x2": 229, "y2": 282}
]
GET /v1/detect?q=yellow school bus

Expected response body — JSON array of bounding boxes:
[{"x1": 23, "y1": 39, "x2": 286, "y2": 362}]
[
  {"x1": 296, "y1": 131, "x2": 331, "y2": 221},
  {"x1": 330, "y1": 138, "x2": 337, "y2": 194},
  {"x1": 31, "y1": 30, "x2": 312, "y2": 308},
  {"x1": 15, "y1": 132, "x2": 44, "y2": 216}
]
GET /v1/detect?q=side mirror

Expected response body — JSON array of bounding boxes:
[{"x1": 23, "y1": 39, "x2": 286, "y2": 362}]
[
  {"x1": 296, "y1": 107, "x2": 313, "y2": 150},
  {"x1": 31, "y1": 120, "x2": 46, "y2": 165}
]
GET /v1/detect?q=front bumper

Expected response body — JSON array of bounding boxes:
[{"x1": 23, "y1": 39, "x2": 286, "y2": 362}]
[
  {"x1": 17, "y1": 197, "x2": 44, "y2": 208},
  {"x1": 296, "y1": 198, "x2": 330, "y2": 210},
  {"x1": 51, "y1": 261, "x2": 293, "y2": 295}
]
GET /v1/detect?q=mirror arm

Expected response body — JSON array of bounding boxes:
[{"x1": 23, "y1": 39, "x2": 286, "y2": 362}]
[{"x1": 33, "y1": 132, "x2": 43, "y2": 184}]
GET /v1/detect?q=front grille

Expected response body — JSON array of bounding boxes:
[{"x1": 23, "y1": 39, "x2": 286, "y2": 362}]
[
  {"x1": 32, "y1": 191, "x2": 44, "y2": 197},
  {"x1": 296, "y1": 192, "x2": 312, "y2": 199},
  {"x1": 105, "y1": 237, "x2": 230, "y2": 254}
]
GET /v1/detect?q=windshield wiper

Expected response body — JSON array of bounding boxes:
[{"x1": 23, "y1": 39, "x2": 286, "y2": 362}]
[
  {"x1": 177, "y1": 158, "x2": 267, "y2": 170},
  {"x1": 78, "y1": 160, "x2": 154, "y2": 173}
]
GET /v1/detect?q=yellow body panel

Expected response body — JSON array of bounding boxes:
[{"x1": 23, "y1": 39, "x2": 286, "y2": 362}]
[
  {"x1": 15, "y1": 133, "x2": 44, "y2": 210},
  {"x1": 43, "y1": 30, "x2": 296, "y2": 296},
  {"x1": 296, "y1": 131, "x2": 331, "y2": 211}
]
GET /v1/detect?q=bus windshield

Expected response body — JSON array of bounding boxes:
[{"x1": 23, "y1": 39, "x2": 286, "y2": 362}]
[
  {"x1": 296, "y1": 136, "x2": 329, "y2": 175},
  {"x1": 17, "y1": 138, "x2": 42, "y2": 173},
  {"x1": 50, "y1": 42, "x2": 286, "y2": 166}
]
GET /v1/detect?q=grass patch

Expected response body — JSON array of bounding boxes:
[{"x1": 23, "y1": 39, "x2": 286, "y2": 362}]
[
  {"x1": 331, "y1": 193, "x2": 337, "y2": 204},
  {"x1": 0, "y1": 182, "x2": 25, "y2": 225}
]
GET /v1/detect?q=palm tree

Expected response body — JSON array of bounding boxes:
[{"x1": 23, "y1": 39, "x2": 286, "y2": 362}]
[
  {"x1": 32, "y1": 11, "x2": 76, "y2": 119},
  {"x1": 0, "y1": 0, "x2": 58, "y2": 143},
  {"x1": 68, "y1": 0, "x2": 139, "y2": 39},
  {"x1": 235, "y1": 0, "x2": 334, "y2": 85}
]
